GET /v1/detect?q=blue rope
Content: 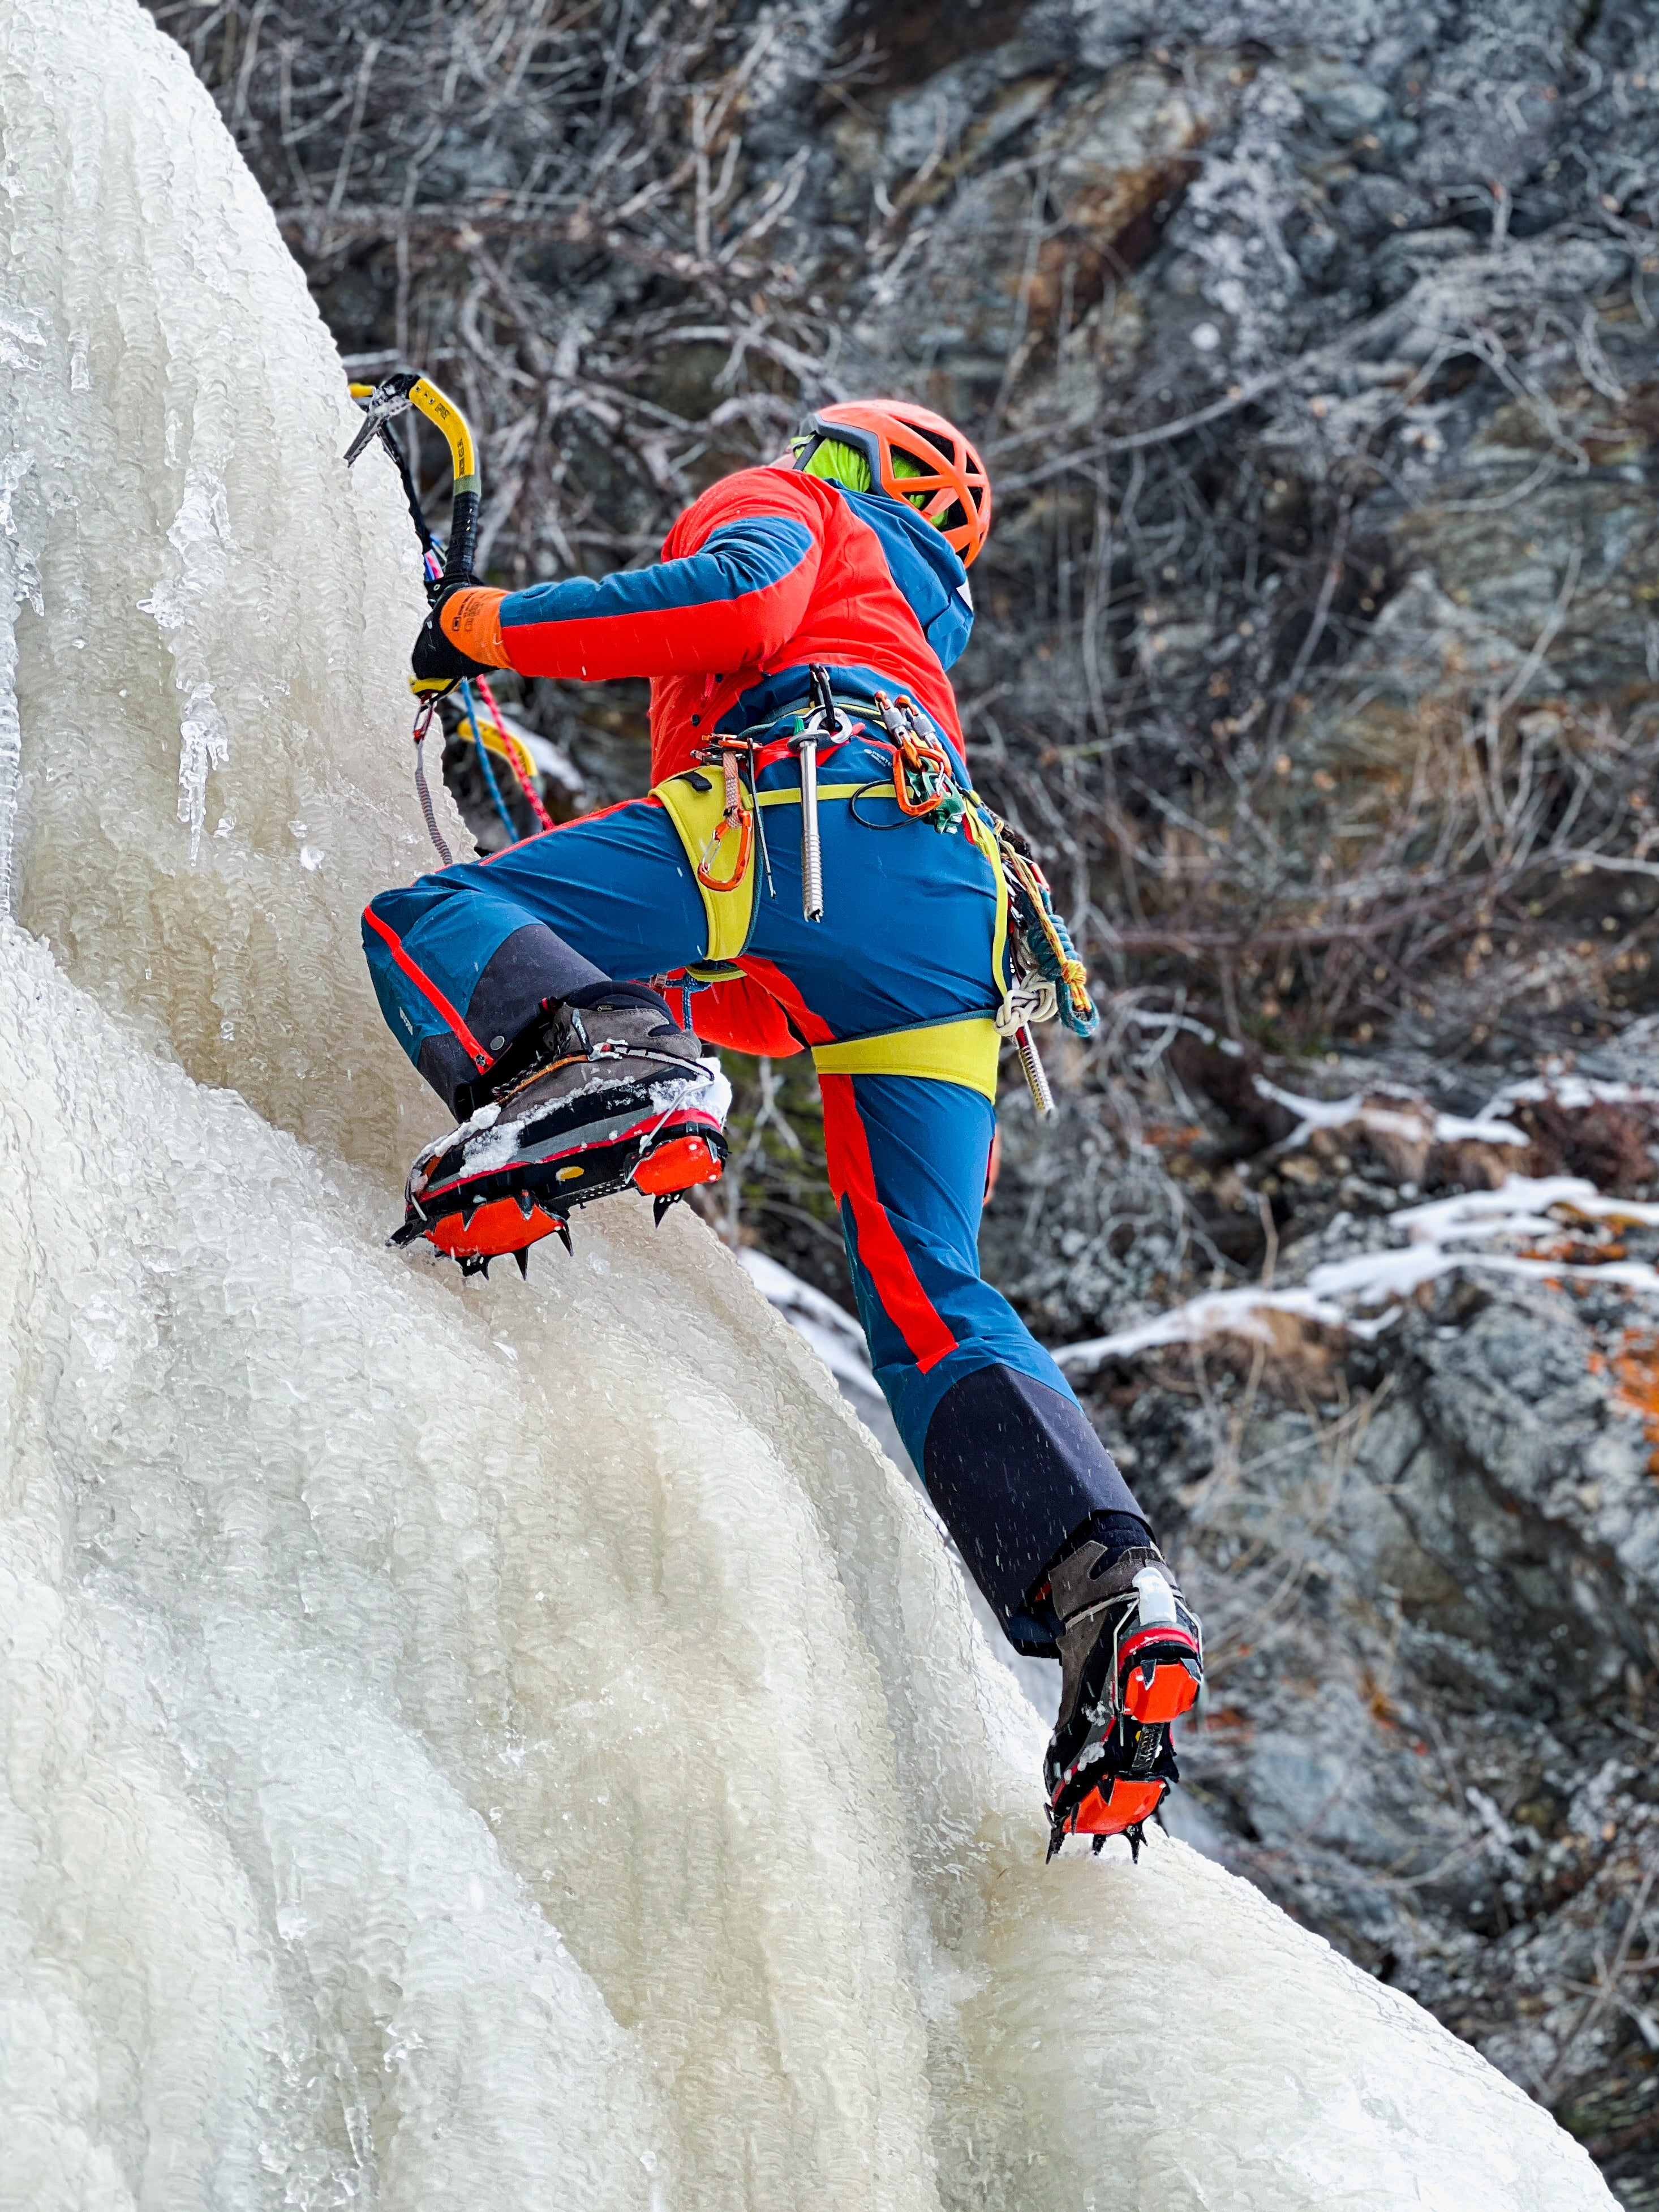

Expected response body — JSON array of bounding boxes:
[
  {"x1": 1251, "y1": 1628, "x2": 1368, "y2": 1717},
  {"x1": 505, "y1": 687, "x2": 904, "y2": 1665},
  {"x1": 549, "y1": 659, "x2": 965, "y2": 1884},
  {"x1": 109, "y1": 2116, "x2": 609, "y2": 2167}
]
[{"x1": 458, "y1": 678, "x2": 519, "y2": 844}]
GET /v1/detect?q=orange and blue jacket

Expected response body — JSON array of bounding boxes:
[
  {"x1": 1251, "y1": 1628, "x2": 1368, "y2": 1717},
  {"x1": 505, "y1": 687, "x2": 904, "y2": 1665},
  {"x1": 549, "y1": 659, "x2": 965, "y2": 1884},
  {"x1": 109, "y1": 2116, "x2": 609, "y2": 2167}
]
[
  {"x1": 447, "y1": 463, "x2": 978, "y2": 1054},
  {"x1": 456, "y1": 463, "x2": 975, "y2": 785}
]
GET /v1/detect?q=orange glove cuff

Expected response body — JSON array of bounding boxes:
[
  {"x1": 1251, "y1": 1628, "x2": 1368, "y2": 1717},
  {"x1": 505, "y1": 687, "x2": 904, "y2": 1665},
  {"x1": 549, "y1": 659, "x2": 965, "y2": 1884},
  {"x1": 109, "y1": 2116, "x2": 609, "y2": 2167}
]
[{"x1": 440, "y1": 587, "x2": 509, "y2": 668}]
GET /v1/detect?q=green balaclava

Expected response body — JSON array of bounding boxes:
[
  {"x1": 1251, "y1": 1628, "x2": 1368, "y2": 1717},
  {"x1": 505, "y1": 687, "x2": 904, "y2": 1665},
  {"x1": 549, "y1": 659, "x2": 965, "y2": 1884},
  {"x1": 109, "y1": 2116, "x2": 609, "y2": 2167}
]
[{"x1": 797, "y1": 435, "x2": 934, "y2": 517}]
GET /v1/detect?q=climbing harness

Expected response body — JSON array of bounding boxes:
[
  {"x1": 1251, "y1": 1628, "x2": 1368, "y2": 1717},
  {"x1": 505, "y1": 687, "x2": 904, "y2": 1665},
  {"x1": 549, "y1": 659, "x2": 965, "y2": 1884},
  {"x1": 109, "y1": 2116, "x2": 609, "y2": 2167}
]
[
  {"x1": 691, "y1": 665, "x2": 850, "y2": 921},
  {"x1": 658, "y1": 670, "x2": 1098, "y2": 1116}
]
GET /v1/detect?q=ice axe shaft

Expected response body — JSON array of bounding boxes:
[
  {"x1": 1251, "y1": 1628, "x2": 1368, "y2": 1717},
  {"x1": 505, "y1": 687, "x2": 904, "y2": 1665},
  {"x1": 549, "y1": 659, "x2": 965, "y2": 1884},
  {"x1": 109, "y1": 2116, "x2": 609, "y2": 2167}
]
[{"x1": 346, "y1": 367, "x2": 484, "y2": 860}]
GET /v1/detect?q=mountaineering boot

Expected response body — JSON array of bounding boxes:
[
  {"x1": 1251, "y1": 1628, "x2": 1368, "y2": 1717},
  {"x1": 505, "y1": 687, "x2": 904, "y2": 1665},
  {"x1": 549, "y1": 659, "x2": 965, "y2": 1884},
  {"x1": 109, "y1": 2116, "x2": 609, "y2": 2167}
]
[
  {"x1": 392, "y1": 982, "x2": 730, "y2": 1276},
  {"x1": 1041, "y1": 1538, "x2": 1204, "y2": 1861}
]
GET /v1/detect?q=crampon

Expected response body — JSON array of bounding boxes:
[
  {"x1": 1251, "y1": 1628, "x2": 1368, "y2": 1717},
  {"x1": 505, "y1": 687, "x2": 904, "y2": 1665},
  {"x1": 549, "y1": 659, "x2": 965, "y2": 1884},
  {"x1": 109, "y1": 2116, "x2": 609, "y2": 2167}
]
[
  {"x1": 390, "y1": 1011, "x2": 730, "y2": 1278},
  {"x1": 1043, "y1": 1554, "x2": 1204, "y2": 1863}
]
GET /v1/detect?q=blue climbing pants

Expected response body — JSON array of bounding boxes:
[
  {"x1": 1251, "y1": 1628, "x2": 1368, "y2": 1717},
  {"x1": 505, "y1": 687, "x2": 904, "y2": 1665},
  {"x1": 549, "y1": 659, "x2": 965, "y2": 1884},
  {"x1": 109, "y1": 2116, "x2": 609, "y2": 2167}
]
[{"x1": 363, "y1": 731, "x2": 1146, "y2": 1651}]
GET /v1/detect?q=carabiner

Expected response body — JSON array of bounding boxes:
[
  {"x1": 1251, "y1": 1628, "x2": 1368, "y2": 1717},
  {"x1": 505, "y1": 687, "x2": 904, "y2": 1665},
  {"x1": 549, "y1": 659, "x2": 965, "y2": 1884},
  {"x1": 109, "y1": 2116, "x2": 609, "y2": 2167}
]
[{"x1": 697, "y1": 805, "x2": 754, "y2": 891}]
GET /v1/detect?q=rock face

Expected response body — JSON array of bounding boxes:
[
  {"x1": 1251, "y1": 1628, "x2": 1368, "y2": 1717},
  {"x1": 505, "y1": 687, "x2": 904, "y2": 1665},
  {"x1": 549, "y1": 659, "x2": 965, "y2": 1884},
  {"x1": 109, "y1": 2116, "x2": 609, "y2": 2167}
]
[
  {"x1": 806, "y1": 0, "x2": 1659, "y2": 1075},
  {"x1": 142, "y1": 1, "x2": 1659, "y2": 2194},
  {"x1": 1055, "y1": 1048, "x2": 1659, "y2": 2205}
]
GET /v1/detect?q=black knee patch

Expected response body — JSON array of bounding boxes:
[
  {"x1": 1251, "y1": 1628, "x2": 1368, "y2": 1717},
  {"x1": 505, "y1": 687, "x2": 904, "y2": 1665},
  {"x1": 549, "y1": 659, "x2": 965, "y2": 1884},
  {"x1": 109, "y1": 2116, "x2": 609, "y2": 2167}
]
[
  {"x1": 469, "y1": 924, "x2": 608, "y2": 1054},
  {"x1": 923, "y1": 1365, "x2": 1149, "y2": 1656},
  {"x1": 412, "y1": 922, "x2": 611, "y2": 1117}
]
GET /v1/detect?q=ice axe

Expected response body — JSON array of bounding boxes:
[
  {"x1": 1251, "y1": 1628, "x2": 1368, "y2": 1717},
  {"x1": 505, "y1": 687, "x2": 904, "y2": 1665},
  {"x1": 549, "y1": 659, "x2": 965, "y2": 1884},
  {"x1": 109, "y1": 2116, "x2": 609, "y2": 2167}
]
[
  {"x1": 346, "y1": 370, "x2": 481, "y2": 614},
  {"x1": 345, "y1": 370, "x2": 485, "y2": 864}
]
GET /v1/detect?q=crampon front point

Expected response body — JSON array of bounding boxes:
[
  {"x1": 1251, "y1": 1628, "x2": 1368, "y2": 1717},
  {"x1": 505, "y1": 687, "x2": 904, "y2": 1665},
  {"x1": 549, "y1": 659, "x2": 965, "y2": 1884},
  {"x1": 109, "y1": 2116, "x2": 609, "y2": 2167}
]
[
  {"x1": 1046, "y1": 1586, "x2": 1203, "y2": 1863},
  {"x1": 391, "y1": 1089, "x2": 727, "y2": 1279}
]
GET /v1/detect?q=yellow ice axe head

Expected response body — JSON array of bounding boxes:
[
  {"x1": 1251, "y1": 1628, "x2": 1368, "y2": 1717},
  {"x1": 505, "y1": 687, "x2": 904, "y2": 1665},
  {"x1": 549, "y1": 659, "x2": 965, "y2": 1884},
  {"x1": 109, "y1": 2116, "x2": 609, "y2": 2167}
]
[{"x1": 345, "y1": 370, "x2": 481, "y2": 584}]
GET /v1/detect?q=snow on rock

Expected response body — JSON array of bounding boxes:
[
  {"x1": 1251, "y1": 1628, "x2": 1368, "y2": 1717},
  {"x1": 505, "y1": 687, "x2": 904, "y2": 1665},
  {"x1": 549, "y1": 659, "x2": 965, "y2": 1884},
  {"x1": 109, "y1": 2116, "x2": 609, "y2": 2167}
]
[
  {"x1": 1059, "y1": 1175, "x2": 1659, "y2": 1377},
  {"x1": 1483, "y1": 1068, "x2": 1659, "y2": 1118},
  {"x1": 0, "y1": 1, "x2": 1617, "y2": 2204},
  {"x1": 1255, "y1": 1074, "x2": 1530, "y2": 1156}
]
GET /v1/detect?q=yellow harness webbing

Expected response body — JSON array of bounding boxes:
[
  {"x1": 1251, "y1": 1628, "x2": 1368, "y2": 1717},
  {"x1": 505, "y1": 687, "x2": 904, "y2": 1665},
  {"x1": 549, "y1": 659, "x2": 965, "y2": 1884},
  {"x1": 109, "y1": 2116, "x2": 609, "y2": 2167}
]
[
  {"x1": 654, "y1": 765, "x2": 1008, "y2": 1097},
  {"x1": 654, "y1": 773, "x2": 905, "y2": 963},
  {"x1": 653, "y1": 769, "x2": 759, "y2": 960},
  {"x1": 753, "y1": 781, "x2": 890, "y2": 808},
  {"x1": 812, "y1": 1018, "x2": 1000, "y2": 1101}
]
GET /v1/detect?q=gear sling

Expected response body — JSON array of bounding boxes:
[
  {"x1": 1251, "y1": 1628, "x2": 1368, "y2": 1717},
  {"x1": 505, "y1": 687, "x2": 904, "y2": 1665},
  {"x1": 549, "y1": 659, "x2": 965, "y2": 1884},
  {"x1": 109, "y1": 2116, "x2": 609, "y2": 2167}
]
[{"x1": 363, "y1": 677, "x2": 1151, "y2": 1656}]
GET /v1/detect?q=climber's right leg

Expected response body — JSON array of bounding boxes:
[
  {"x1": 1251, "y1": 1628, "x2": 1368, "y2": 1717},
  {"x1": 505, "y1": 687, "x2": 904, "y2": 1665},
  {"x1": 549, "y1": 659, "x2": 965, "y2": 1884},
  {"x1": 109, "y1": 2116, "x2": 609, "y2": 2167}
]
[{"x1": 361, "y1": 797, "x2": 728, "y2": 1272}]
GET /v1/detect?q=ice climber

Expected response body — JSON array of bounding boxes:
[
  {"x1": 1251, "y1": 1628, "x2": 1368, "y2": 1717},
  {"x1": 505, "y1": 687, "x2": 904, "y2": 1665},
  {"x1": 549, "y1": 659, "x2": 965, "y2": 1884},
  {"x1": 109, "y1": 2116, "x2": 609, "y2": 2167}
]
[{"x1": 360, "y1": 400, "x2": 1205, "y2": 1854}]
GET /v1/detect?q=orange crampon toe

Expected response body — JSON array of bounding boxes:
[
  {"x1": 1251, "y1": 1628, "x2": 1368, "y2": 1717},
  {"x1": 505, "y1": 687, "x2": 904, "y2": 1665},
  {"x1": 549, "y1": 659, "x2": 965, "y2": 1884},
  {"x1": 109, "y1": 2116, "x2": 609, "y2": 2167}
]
[
  {"x1": 391, "y1": 987, "x2": 730, "y2": 1278},
  {"x1": 1041, "y1": 1544, "x2": 1203, "y2": 1861}
]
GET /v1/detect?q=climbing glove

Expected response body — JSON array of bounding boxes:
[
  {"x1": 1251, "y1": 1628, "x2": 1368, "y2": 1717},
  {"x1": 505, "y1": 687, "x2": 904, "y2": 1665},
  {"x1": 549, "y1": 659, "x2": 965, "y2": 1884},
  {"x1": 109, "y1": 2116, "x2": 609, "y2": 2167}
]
[{"x1": 411, "y1": 581, "x2": 508, "y2": 690}]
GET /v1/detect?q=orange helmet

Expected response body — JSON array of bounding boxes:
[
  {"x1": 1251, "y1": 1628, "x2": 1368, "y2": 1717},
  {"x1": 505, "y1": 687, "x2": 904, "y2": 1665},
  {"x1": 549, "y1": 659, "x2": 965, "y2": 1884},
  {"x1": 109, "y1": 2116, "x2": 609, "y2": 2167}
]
[{"x1": 796, "y1": 400, "x2": 993, "y2": 567}]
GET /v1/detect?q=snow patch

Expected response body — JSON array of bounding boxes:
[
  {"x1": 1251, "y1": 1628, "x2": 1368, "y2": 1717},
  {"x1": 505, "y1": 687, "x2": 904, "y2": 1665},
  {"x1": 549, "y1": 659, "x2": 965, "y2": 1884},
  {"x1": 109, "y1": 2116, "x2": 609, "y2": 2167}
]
[
  {"x1": 1254, "y1": 1074, "x2": 1528, "y2": 1153},
  {"x1": 1482, "y1": 1070, "x2": 1659, "y2": 1116},
  {"x1": 1059, "y1": 1175, "x2": 1659, "y2": 1376}
]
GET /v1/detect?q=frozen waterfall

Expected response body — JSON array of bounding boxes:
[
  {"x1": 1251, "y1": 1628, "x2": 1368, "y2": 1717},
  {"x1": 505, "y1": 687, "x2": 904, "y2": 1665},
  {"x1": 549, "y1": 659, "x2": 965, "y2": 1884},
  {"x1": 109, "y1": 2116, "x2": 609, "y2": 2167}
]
[{"x1": 0, "y1": 3, "x2": 1617, "y2": 2205}]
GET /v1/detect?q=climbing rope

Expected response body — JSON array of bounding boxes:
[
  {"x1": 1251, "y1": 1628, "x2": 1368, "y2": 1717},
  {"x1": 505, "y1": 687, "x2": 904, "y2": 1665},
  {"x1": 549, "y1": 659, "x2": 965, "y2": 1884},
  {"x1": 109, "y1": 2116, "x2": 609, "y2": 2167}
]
[
  {"x1": 473, "y1": 673, "x2": 554, "y2": 835},
  {"x1": 871, "y1": 690, "x2": 1098, "y2": 1040},
  {"x1": 987, "y1": 826, "x2": 1098, "y2": 1038}
]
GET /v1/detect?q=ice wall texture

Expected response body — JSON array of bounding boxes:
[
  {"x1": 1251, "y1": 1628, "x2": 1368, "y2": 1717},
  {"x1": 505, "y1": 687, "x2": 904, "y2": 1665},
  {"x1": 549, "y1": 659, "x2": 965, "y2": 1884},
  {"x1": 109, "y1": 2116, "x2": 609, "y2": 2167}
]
[
  {"x1": 0, "y1": 2, "x2": 1618, "y2": 2207},
  {"x1": 0, "y1": 0, "x2": 443, "y2": 1173}
]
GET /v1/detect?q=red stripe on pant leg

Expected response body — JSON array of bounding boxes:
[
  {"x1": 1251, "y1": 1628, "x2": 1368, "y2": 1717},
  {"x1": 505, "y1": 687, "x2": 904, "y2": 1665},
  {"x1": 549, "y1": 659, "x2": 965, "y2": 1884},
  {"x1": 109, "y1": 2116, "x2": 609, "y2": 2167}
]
[
  {"x1": 740, "y1": 965, "x2": 957, "y2": 1371},
  {"x1": 363, "y1": 906, "x2": 493, "y2": 1070},
  {"x1": 820, "y1": 1072, "x2": 958, "y2": 1375},
  {"x1": 738, "y1": 955, "x2": 835, "y2": 1046}
]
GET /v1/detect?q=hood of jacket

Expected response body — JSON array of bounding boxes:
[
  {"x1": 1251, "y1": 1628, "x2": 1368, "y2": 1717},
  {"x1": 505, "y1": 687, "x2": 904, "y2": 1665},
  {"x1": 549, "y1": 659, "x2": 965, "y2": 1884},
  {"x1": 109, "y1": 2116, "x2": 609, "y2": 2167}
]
[{"x1": 838, "y1": 485, "x2": 975, "y2": 670}]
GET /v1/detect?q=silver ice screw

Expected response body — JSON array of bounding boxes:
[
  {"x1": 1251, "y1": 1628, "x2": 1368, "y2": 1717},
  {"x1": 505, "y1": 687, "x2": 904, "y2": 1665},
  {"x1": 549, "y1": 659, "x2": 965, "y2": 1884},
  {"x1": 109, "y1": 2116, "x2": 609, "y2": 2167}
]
[
  {"x1": 1015, "y1": 1023, "x2": 1055, "y2": 1115},
  {"x1": 795, "y1": 732, "x2": 824, "y2": 923}
]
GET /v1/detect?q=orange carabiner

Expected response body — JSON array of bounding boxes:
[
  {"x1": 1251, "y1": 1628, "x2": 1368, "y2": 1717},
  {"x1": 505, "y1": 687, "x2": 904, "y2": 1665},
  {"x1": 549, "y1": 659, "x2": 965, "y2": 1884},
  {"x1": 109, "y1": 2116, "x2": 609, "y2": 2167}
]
[
  {"x1": 892, "y1": 736, "x2": 947, "y2": 819},
  {"x1": 876, "y1": 689, "x2": 955, "y2": 818},
  {"x1": 697, "y1": 804, "x2": 753, "y2": 890}
]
